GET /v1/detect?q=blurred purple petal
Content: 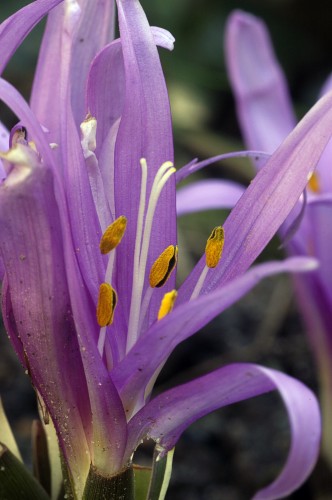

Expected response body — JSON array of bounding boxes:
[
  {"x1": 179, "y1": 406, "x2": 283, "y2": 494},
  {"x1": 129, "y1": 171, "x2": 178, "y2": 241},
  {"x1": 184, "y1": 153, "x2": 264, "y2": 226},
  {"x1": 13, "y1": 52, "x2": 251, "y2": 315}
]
[
  {"x1": 177, "y1": 179, "x2": 245, "y2": 215},
  {"x1": 225, "y1": 10, "x2": 296, "y2": 156},
  {"x1": 177, "y1": 150, "x2": 270, "y2": 182}
]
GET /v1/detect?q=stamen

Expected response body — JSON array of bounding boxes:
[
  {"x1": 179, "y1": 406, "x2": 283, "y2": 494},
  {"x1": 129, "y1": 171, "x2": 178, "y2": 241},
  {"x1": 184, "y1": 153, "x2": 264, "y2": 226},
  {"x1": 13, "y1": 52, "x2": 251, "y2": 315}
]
[
  {"x1": 126, "y1": 159, "x2": 176, "y2": 352},
  {"x1": 190, "y1": 266, "x2": 209, "y2": 301},
  {"x1": 158, "y1": 290, "x2": 178, "y2": 320},
  {"x1": 191, "y1": 226, "x2": 225, "y2": 300},
  {"x1": 205, "y1": 226, "x2": 225, "y2": 268},
  {"x1": 96, "y1": 283, "x2": 117, "y2": 327},
  {"x1": 100, "y1": 216, "x2": 127, "y2": 254},
  {"x1": 138, "y1": 162, "x2": 176, "y2": 282},
  {"x1": 149, "y1": 245, "x2": 178, "y2": 288},
  {"x1": 308, "y1": 172, "x2": 320, "y2": 193}
]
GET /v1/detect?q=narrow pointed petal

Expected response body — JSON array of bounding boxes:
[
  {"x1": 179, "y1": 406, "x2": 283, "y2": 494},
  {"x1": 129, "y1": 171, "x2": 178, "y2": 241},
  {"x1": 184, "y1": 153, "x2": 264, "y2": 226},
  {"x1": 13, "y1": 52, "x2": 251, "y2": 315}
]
[
  {"x1": 0, "y1": 162, "x2": 90, "y2": 496},
  {"x1": 87, "y1": 26, "x2": 175, "y2": 157},
  {"x1": 31, "y1": 0, "x2": 115, "y2": 132},
  {"x1": 0, "y1": 80, "x2": 103, "y2": 304},
  {"x1": 112, "y1": 258, "x2": 317, "y2": 411},
  {"x1": 33, "y1": 2, "x2": 108, "y2": 304},
  {"x1": 126, "y1": 363, "x2": 320, "y2": 500},
  {"x1": 69, "y1": 0, "x2": 116, "y2": 125},
  {"x1": 176, "y1": 150, "x2": 270, "y2": 183},
  {"x1": 179, "y1": 91, "x2": 332, "y2": 301},
  {"x1": 0, "y1": 78, "x2": 128, "y2": 473},
  {"x1": 114, "y1": 0, "x2": 176, "y2": 322},
  {"x1": 0, "y1": 0, "x2": 63, "y2": 75},
  {"x1": 225, "y1": 10, "x2": 296, "y2": 155},
  {"x1": 176, "y1": 179, "x2": 245, "y2": 215},
  {"x1": 62, "y1": 254, "x2": 128, "y2": 475}
]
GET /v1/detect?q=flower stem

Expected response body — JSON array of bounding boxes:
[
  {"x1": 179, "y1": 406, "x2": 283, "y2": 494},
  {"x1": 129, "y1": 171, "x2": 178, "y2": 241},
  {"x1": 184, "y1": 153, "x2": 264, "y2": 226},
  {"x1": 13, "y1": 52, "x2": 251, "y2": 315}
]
[{"x1": 82, "y1": 465, "x2": 134, "y2": 500}]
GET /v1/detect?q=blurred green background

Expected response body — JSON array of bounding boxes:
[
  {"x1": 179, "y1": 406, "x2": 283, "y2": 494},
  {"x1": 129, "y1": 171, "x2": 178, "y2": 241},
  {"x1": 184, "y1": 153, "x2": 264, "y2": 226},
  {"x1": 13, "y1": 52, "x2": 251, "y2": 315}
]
[{"x1": 1, "y1": 1, "x2": 332, "y2": 499}]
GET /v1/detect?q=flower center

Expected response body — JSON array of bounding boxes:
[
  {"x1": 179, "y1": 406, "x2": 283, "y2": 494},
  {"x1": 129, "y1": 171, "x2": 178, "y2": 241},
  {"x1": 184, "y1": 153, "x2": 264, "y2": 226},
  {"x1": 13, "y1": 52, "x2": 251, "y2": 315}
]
[
  {"x1": 96, "y1": 158, "x2": 177, "y2": 358},
  {"x1": 126, "y1": 158, "x2": 176, "y2": 352}
]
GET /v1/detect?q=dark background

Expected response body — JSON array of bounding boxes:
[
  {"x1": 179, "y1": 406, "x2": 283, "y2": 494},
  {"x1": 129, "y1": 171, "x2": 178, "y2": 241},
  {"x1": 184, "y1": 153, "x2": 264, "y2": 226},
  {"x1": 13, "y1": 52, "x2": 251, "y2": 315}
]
[{"x1": 1, "y1": 1, "x2": 332, "y2": 498}]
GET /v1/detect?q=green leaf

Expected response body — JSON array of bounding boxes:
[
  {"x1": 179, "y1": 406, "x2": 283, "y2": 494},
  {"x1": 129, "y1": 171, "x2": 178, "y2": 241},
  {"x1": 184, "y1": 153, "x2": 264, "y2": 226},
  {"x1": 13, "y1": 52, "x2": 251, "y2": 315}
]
[
  {"x1": 0, "y1": 443, "x2": 49, "y2": 499},
  {"x1": 82, "y1": 464, "x2": 134, "y2": 500},
  {"x1": 133, "y1": 464, "x2": 152, "y2": 500},
  {"x1": 146, "y1": 447, "x2": 174, "y2": 500}
]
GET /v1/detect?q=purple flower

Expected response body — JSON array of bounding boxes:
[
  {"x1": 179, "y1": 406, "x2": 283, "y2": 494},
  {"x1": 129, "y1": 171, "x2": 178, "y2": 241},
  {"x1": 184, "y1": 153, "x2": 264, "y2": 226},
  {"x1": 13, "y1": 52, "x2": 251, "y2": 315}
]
[
  {"x1": 0, "y1": 1, "x2": 330, "y2": 498},
  {"x1": 225, "y1": 10, "x2": 332, "y2": 469}
]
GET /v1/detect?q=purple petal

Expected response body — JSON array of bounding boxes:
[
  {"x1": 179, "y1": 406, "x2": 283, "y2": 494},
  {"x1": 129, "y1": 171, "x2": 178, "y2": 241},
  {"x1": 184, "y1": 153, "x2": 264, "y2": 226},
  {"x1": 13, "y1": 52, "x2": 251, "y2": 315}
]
[
  {"x1": 0, "y1": 79, "x2": 128, "y2": 476},
  {"x1": 313, "y1": 73, "x2": 332, "y2": 193},
  {"x1": 301, "y1": 198, "x2": 332, "y2": 305},
  {"x1": 176, "y1": 179, "x2": 245, "y2": 215},
  {"x1": 0, "y1": 0, "x2": 63, "y2": 75},
  {"x1": 0, "y1": 76, "x2": 104, "y2": 309},
  {"x1": 225, "y1": 10, "x2": 296, "y2": 155},
  {"x1": 113, "y1": 0, "x2": 176, "y2": 329},
  {"x1": 86, "y1": 39, "x2": 124, "y2": 159},
  {"x1": 112, "y1": 258, "x2": 317, "y2": 411},
  {"x1": 178, "y1": 90, "x2": 332, "y2": 301},
  {"x1": 30, "y1": 0, "x2": 115, "y2": 136},
  {"x1": 126, "y1": 363, "x2": 320, "y2": 500},
  {"x1": 176, "y1": 150, "x2": 270, "y2": 183},
  {"x1": 87, "y1": 26, "x2": 175, "y2": 157},
  {"x1": 0, "y1": 160, "x2": 91, "y2": 496}
]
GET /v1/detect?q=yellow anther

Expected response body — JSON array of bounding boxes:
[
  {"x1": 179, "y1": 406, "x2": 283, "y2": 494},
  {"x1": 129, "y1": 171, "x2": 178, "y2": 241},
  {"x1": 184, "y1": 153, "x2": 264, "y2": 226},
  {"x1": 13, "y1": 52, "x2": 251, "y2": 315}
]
[
  {"x1": 96, "y1": 283, "x2": 117, "y2": 327},
  {"x1": 149, "y1": 245, "x2": 178, "y2": 288},
  {"x1": 158, "y1": 290, "x2": 178, "y2": 320},
  {"x1": 205, "y1": 226, "x2": 225, "y2": 268},
  {"x1": 308, "y1": 172, "x2": 320, "y2": 193},
  {"x1": 99, "y1": 216, "x2": 127, "y2": 254}
]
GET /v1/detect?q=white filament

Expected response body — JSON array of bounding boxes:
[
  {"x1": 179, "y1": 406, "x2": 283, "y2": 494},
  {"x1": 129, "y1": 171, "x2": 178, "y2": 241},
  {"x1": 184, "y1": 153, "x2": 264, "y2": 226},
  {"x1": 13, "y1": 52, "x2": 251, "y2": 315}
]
[
  {"x1": 190, "y1": 265, "x2": 209, "y2": 301},
  {"x1": 126, "y1": 159, "x2": 175, "y2": 352}
]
